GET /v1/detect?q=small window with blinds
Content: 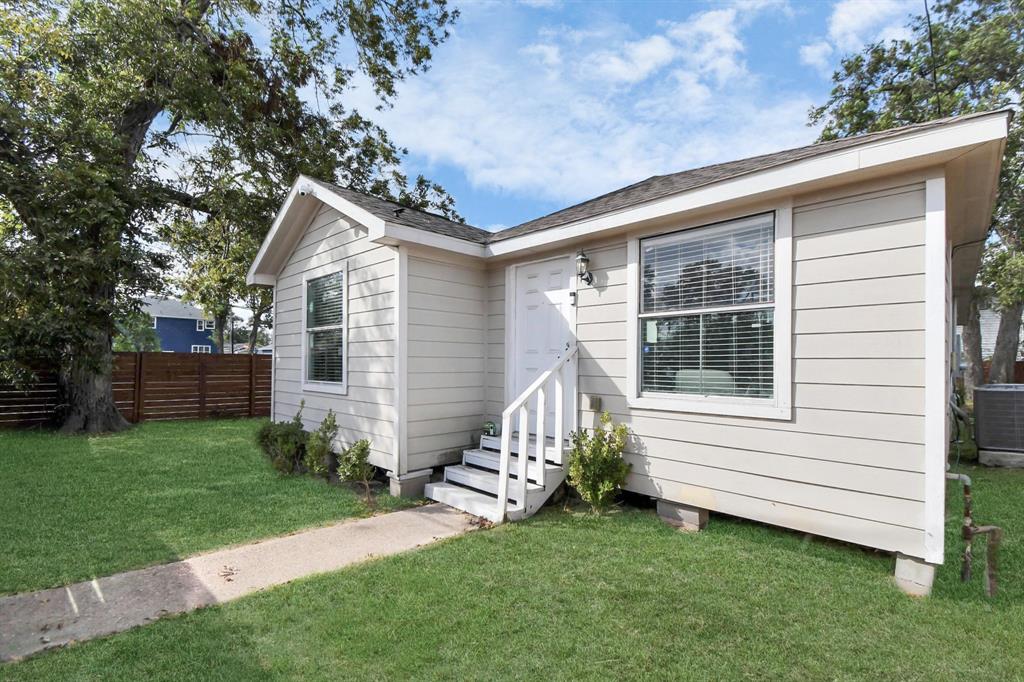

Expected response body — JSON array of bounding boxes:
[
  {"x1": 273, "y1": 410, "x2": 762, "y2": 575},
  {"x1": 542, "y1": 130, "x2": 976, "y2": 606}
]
[
  {"x1": 639, "y1": 213, "x2": 775, "y2": 399},
  {"x1": 305, "y1": 268, "x2": 347, "y2": 388}
]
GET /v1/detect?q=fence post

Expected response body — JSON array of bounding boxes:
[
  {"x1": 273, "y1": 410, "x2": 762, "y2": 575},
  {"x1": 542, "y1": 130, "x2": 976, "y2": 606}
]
[
  {"x1": 248, "y1": 353, "x2": 256, "y2": 417},
  {"x1": 198, "y1": 354, "x2": 207, "y2": 419},
  {"x1": 132, "y1": 352, "x2": 145, "y2": 423}
]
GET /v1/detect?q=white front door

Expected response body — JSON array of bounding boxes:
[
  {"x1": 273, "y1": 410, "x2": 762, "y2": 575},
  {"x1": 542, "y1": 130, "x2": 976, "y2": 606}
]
[{"x1": 512, "y1": 255, "x2": 576, "y2": 440}]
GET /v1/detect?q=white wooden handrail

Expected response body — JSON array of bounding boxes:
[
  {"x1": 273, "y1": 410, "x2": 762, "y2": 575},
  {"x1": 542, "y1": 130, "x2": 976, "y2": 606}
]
[{"x1": 495, "y1": 343, "x2": 578, "y2": 521}]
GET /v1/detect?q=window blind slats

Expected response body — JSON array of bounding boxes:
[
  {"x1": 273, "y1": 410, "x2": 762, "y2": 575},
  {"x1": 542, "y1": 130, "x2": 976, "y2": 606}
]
[
  {"x1": 640, "y1": 310, "x2": 774, "y2": 398},
  {"x1": 638, "y1": 213, "x2": 775, "y2": 399},
  {"x1": 641, "y1": 218, "x2": 773, "y2": 313},
  {"x1": 306, "y1": 270, "x2": 345, "y2": 385},
  {"x1": 307, "y1": 329, "x2": 344, "y2": 383},
  {"x1": 307, "y1": 272, "x2": 345, "y2": 329}
]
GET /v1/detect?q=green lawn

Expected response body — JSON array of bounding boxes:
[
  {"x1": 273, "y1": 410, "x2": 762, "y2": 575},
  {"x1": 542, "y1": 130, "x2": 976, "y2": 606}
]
[
  {"x1": 0, "y1": 419, "x2": 412, "y2": 595},
  {"x1": 3, "y1": 463, "x2": 1020, "y2": 680}
]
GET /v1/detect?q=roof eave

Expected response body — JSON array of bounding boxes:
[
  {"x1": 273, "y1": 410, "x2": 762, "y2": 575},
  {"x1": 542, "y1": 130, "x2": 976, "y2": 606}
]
[
  {"x1": 484, "y1": 110, "x2": 1012, "y2": 258},
  {"x1": 376, "y1": 222, "x2": 487, "y2": 257}
]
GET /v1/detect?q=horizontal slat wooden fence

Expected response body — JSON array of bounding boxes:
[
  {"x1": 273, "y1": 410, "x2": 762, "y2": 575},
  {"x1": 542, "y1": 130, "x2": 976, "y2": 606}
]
[{"x1": 0, "y1": 353, "x2": 271, "y2": 428}]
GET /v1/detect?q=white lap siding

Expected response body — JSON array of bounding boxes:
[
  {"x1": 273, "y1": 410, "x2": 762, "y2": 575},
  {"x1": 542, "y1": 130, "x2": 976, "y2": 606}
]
[
  {"x1": 485, "y1": 266, "x2": 505, "y2": 424},
  {"x1": 273, "y1": 206, "x2": 396, "y2": 469},
  {"x1": 406, "y1": 254, "x2": 487, "y2": 470},
  {"x1": 487, "y1": 177, "x2": 932, "y2": 558}
]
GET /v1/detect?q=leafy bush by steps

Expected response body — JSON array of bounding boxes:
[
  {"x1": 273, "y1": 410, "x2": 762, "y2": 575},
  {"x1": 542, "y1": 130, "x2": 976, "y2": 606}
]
[{"x1": 568, "y1": 411, "x2": 631, "y2": 514}]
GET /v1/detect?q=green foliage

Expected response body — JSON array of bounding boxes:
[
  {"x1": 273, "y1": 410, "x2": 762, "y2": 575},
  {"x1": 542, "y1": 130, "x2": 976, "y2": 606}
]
[
  {"x1": 258, "y1": 402, "x2": 307, "y2": 475},
  {"x1": 568, "y1": 412, "x2": 631, "y2": 514},
  {"x1": 981, "y1": 245, "x2": 1024, "y2": 310},
  {"x1": 0, "y1": 0, "x2": 460, "y2": 430},
  {"x1": 809, "y1": 0, "x2": 1024, "y2": 309},
  {"x1": 112, "y1": 311, "x2": 160, "y2": 352},
  {"x1": 304, "y1": 410, "x2": 338, "y2": 480},
  {"x1": 338, "y1": 439, "x2": 375, "y2": 507}
]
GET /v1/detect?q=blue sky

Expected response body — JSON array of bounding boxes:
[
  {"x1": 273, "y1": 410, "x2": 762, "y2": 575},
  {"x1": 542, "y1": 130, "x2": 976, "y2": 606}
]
[{"x1": 347, "y1": 0, "x2": 919, "y2": 230}]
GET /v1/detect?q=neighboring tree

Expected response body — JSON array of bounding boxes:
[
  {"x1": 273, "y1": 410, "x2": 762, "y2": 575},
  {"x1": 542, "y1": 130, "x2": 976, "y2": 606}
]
[
  {"x1": 232, "y1": 317, "x2": 272, "y2": 351},
  {"x1": 0, "y1": 0, "x2": 459, "y2": 432},
  {"x1": 243, "y1": 287, "x2": 274, "y2": 355},
  {"x1": 112, "y1": 312, "x2": 161, "y2": 352},
  {"x1": 809, "y1": 0, "x2": 1024, "y2": 392}
]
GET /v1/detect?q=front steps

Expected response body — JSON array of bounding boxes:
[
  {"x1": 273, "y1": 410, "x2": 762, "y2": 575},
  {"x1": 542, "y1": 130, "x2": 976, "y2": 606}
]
[{"x1": 425, "y1": 433, "x2": 568, "y2": 523}]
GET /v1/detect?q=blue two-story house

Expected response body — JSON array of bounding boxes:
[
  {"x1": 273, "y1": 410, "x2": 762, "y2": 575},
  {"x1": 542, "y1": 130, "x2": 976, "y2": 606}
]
[{"x1": 143, "y1": 296, "x2": 219, "y2": 353}]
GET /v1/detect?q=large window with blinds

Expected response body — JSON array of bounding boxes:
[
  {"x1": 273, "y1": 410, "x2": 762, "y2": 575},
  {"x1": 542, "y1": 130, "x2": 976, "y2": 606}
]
[
  {"x1": 304, "y1": 266, "x2": 347, "y2": 391},
  {"x1": 639, "y1": 213, "x2": 775, "y2": 400}
]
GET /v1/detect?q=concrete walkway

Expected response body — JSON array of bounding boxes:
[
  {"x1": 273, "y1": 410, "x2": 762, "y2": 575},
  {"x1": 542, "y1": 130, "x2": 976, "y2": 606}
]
[{"x1": 0, "y1": 503, "x2": 473, "y2": 662}]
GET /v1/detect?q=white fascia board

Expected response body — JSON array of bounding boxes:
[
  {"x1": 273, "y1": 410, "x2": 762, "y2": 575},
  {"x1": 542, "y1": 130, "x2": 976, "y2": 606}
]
[
  {"x1": 247, "y1": 179, "x2": 304, "y2": 285},
  {"x1": 485, "y1": 112, "x2": 1011, "y2": 258},
  {"x1": 247, "y1": 175, "x2": 388, "y2": 285},
  {"x1": 375, "y1": 222, "x2": 487, "y2": 258}
]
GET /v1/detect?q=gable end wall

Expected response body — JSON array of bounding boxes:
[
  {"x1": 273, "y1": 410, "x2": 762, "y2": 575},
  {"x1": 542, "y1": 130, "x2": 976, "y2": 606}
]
[{"x1": 272, "y1": 205, "x2": 397, "y2": 469}]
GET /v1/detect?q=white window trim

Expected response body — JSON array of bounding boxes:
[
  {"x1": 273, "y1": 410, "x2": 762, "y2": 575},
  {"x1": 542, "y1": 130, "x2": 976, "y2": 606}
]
[
  {"x1": 196, "y1": 319, "x2": 204, "y2": 332},
  {"x1": 205, "y1": 319, "x2": 215, "y2": 331},
  {"x1": 626, "y1": 201, "x2": 793, "y2": 420},
  {"x1": 300, "y1": 260, "x2": 349, "y2": 395},
  {"x1": 191, "y1": 345, "x2": 211, "y2": 353}
]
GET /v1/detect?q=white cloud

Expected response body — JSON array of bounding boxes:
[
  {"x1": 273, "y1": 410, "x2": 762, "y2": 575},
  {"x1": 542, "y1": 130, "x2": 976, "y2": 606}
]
[
  {"x1": 587, "y1": 35, "x2": 676, "y2": 84},
  {"x1": 827, "y1": 0, "x2": 915, "y2": 51},
  {"x1": 348, "y1": 2, "x2": 816, "y2": 215},
  {"x1": 799, "y1": 40, "x2": 833, "y2": 73},
  {"x1": 799, "y1": 0, "x2": 915, "y2": 79},
  {"x1": 665, "y1": 8, "x2": 747, "y2": 83},
  {"x1": 521, "y1": 43, "x2": 561, "y2": 68}
]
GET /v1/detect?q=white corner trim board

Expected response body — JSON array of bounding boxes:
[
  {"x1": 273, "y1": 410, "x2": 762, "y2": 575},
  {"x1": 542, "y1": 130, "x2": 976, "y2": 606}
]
[
  {"x1": 393, "y1": 245, "x2": 409, "y2": 476},
  {"x1": 922, "y1": 173, "x2": 947, "y2": 564},
  {"x1": 299, "y1": 259, "x2": 349, "y2": 396},
  {"x1": 625, "y1": 202, "x2": 793, "y2": 421}
]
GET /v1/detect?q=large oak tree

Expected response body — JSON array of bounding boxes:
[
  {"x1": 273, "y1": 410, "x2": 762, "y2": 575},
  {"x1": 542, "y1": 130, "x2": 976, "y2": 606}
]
[{"x1": 0, "y1": 0, "x2": 458, "y2": 432}]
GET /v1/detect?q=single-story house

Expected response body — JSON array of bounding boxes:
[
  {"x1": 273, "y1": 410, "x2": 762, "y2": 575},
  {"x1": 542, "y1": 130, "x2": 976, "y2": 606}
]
[
  {"x1": 248, "y1": 110, "x2": 1010, "y2": 595},
  {"x1": 142, "y1": 296, "x2": 218, "y2": 353}
]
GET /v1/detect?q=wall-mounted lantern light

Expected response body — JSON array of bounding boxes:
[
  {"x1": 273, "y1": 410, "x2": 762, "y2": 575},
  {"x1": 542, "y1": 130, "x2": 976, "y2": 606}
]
[{"x1": 576, "y1": 250, "x2": 593, "y2": 285}]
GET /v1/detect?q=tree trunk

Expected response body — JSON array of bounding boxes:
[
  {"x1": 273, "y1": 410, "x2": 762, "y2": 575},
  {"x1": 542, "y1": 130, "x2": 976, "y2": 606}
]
[
  {"x1": 962, "y1": 295, "x2": 985, "y2": 401},
  {"x1": 216, "y1": 311, "x2": 227, "y2": 353},
  {"x1": 58, "y1": 330, "x2": 130, "y2": 433},
  {"x1": 249, "y1": 308, "x2": 263, "y2": 354},
  {"x1": 988, "y1": 302, "x2": 1023, "y2": 383}
]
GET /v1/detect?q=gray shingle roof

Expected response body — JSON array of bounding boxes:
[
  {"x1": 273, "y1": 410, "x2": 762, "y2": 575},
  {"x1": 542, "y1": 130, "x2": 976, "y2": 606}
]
[
  {"x1": 490, "y1": 110, "x2": 1003, "y2": 242},
  {"x1": 142, "y1": 296, "x2": 207, "y2": 320},
  {"x1": 309, "y1": 179, "x2": 493, "y2": 245},
  {"x1": 310, "y1": 110, "x2": 1005, "y2": 247}
]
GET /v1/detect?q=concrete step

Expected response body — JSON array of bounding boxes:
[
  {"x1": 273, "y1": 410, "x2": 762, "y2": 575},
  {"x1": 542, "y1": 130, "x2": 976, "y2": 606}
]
[
  {"x1": 480, "y1": 433, "x2": 567, "y2": 461},
  {"x1": 462, "y1": 448, "x2": 558, "y2": 483},
  {"x1": 444, "y1": 464, "x2": 541, "y2": 501},
  {"x1": 424, "y1": 482, "x2": 507, "y2": 523}
]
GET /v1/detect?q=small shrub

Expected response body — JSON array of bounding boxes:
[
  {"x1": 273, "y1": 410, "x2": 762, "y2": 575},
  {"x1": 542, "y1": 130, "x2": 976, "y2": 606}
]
[
  {"x1": 338, "y1": 439, "x2": 374, "y2": 507},
  {"x1": 257, "y1": 402, "x2": 307, "y2": 474},
  {"x1": 568, "y1": 411, "x2": 631, "y2": 514},
  {"x1": 304, "y1": 409, "x2": 338, "y2": 480}
]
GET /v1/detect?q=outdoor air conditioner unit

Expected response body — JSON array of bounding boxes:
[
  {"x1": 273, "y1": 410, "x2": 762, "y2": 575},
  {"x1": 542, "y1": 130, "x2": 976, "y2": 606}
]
[{"x1": 973, "y1": 384, "x2": 1024, "y2": 467}]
